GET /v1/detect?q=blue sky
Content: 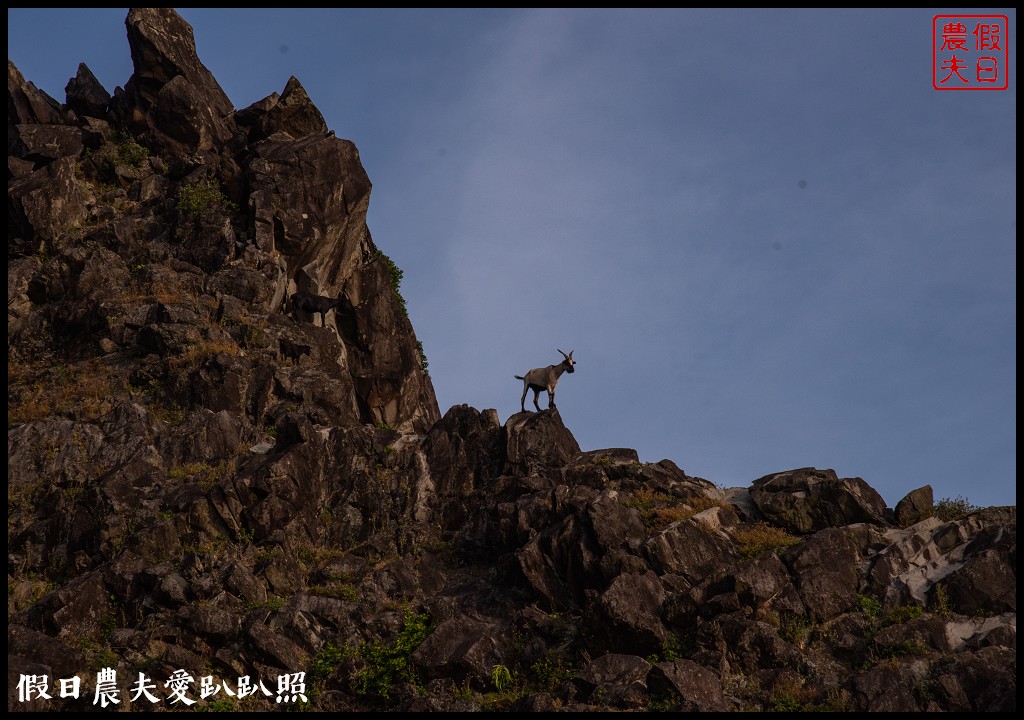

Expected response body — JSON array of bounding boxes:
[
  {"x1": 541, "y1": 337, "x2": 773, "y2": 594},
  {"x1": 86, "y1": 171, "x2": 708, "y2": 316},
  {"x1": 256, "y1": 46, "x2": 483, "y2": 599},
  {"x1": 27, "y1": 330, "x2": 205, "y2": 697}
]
[{"x1": 8, "y1": 8, "x2": 1016, "y2": 509}]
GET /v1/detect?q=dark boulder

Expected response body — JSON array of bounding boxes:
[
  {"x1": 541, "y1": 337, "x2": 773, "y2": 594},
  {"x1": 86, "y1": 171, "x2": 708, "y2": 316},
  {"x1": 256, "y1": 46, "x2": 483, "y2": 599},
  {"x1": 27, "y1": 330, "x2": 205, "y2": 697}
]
[
  {"x1": 504, "y1": 409, "x2": 581, "y2": 477},
  {"x1": 751, "y1": 467, "x2": 890, "y2": 533},
  {"x1": 65, "y1": 62, "x2": 111, "y2": 120},
  {"x1": 895, "y1": 484, "x2": 934, "y2": 526}
]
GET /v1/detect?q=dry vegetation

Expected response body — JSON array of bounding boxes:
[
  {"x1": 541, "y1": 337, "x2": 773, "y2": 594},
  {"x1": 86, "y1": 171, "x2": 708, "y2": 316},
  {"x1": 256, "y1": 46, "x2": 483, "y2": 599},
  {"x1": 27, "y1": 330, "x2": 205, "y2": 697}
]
[
  {"x1": 734, "y1": 522, "x2": 801, "y2": 560},
  {"x1": 625, "y1": 488, "x2": 724, "y2": 530},
  {"x1": 8, "y1": 357, "x2": 118, "y2": 425}
]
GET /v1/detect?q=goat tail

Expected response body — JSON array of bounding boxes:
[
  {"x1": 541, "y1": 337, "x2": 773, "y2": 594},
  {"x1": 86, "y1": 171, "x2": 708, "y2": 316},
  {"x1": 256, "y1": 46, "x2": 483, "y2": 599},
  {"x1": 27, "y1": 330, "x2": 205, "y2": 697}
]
[{"x1": 514, "y1": 375, "x2": 524, "y2": 380}]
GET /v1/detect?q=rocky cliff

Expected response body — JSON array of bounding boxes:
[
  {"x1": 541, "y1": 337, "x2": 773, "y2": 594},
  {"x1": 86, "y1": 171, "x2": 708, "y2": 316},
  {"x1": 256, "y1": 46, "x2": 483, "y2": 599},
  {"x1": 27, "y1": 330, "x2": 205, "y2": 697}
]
[{"x1": 7, "y1": 8, "x2": 1015, "y2": 713}]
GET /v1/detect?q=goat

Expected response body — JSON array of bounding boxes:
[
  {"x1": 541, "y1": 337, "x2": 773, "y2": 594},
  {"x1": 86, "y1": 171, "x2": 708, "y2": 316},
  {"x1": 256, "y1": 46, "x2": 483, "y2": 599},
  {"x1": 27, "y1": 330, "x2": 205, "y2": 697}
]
[
  {"x1": 278, "y1": 338, "x2": 311, "y2": 363},
  {"x1": 287, "y1": 291, "x2": 352, "y2": 326},
  {"x1": 514, "y1": 349, "x2": 576, "y2": 412}
]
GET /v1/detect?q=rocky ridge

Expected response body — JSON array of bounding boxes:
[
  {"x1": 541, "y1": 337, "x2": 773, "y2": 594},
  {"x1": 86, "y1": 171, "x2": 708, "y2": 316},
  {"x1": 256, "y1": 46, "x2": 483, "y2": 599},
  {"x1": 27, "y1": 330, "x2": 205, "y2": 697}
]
[{"x1": 7, "y1": 8, "x2": 1015, "y2": 713}]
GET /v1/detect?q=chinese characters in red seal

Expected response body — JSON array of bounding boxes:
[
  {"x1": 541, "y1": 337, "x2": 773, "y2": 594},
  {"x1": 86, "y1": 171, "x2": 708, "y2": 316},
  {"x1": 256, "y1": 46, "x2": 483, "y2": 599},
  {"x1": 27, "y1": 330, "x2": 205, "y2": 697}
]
[{"x1": 933, "y1": 15, "x2": 1009, "y2": 90}]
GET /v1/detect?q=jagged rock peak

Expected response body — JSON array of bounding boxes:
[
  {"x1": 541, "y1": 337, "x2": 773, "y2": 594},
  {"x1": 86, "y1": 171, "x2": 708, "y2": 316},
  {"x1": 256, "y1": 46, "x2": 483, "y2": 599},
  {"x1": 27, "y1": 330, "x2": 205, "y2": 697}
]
[
  {"x1": 9, "y1": 7, "x2": 440, "y2": 432},
  {"x1": 65, "y1": 63, "x2": 110, "y2": 119},
  {"x1": 123, "y1": 7, "x2": 232, "y2": 116},
  {"x1": 235, "y1": 75, "x2": 327, "y2": 143},
  {"x1": 8, "y1": 59, "x2": 66, "y2": 128},
  {"x1": 113, "y1": 8, "x2": 236, "y2": 157}
]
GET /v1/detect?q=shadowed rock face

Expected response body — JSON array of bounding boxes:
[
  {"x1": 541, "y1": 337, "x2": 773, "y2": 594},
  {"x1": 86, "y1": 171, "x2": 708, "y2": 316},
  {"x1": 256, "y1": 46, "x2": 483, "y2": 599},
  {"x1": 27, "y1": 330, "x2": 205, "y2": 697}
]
[
  {"x1": 750, "y1": 467, "x2": 890, "y2": 532},
  {"x1": 8, "y1": 5, "x2": 438, "y2": 435},
  {"x1": 6, "y1": 9, "x2": 1015, "y2": 714},
  {"x1": 118, "y1": 7, "x2": 235, "y2": 156}
]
